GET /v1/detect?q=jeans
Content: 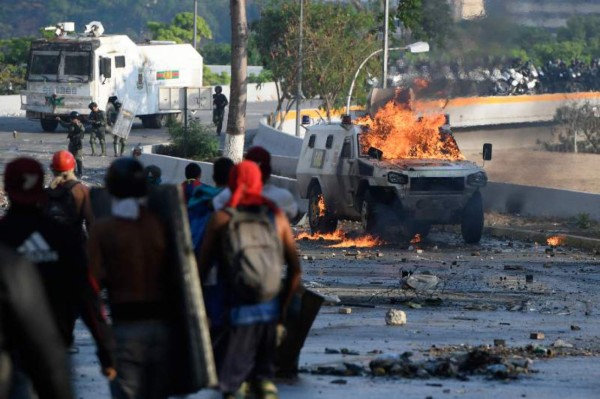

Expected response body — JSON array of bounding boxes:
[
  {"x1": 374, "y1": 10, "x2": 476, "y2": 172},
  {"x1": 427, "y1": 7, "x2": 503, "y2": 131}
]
[{"x1": 110, "y1": 320, "x2": 171, "y2": 399}]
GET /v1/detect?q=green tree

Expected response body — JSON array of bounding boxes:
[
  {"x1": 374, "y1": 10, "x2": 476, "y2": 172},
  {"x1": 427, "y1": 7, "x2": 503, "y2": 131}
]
[
  {"x1": 397, "y1": 0, "x2": 453, "y2": 49},
  {"x1": 253, "y1": 1, "x2": 380, "y2": 121},
  {"x1": 147, "y1": 12, "x2": 212, "y2": 44}
]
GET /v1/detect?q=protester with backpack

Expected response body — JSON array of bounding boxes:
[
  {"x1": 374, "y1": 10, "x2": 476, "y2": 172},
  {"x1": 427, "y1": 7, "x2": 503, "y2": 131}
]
[
  {"x1": 181, "y1": 162, "x2": 203, "y2": 204},
  {"x1": 197, "y1": 160, "x2": 302, "y2": 399},
  {"x1": 47, "y1": 150, "x2": 94, "y2": 238}
]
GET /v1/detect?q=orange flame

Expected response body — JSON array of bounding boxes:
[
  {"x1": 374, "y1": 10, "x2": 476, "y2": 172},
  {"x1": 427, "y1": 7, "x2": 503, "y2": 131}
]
[
  {"x1": 317, "y1": 194, "x2": 326, "y2": 216},
  {"x1": 295, "y1": 230, "x2": 383, "y2": 248},
  {"x1": 328, "y1": 235, "x2": 383, "y2": 248},
  {"x1": 355, "y1": 100, "x2": 464, "y2": 161},
  {"x1": 410, "y1": 234, "x2": 422, "y2": 244},
  {"x1": 296, "y1": 230, "x2": 345, "y2": 241},
  {"x1": 546, "y1": 235, "x2": 566, "y2": 246},
  {"x1": 413, "y1": 77, "x2": 430, "y2": 90}
]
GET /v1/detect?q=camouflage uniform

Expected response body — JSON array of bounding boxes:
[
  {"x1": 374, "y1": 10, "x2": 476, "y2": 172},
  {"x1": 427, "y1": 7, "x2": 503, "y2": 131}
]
[
  {"x1": 58, "y1": 119, "x2": 85, "y2": 177},
  {"x1": 88, "y1": 108, "x2": 107, "y2": 156},
  {"x1": 107, "y1": 105, "x2": 126, "y2": 157}
]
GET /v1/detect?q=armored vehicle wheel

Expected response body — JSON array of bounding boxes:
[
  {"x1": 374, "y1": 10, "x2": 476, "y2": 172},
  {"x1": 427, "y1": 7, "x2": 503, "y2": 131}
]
[
  {"x1": 308, "y1": 185, "x2": 337, "y2": 234},
  {"x1": 360, "y1": 191, "x2": 378, "y2": 235},
  {"x1": 141, "y1": 114, "x2": 165, "y2": 129},
  {"x1": 461, "y1": 191, "x2": 484, "y2": 244},
  {"x1": 41, "y1": 119, "x2": 58, "y2": 132}
]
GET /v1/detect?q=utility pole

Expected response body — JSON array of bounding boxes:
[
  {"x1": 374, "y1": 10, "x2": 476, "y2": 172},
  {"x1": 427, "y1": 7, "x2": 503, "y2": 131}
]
[
  {"x1": 193, "y1": 0, "x2": 198, "y2": 49},
  {"x1": 295, "y1": 0, "x2": 304, "y2": 137},
  {"x1": 382, "y1": 0, "x2": 390, "y2": 88}
]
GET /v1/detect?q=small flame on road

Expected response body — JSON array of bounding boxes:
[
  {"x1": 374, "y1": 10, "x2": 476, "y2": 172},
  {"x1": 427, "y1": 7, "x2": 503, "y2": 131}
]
[
  {"x1": 295, "y1": 230, "x2": 383, "y2": 248},
  {"x1": 546, "y1": 235, "x2": 566, "y2": 247},
  {"x1": 317, "y1": 194, "x2": 326, "y2": 216},
  {"x1": 410, "y1": 234, "x2": 422, "y2": 244}
]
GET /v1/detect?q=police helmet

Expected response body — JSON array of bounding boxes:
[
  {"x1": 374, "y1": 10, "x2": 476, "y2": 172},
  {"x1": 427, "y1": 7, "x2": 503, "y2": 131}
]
[
  {"x1": 88, "y1": 102, "x2": 98, "y2": 110},
  {"x1": 70, "y1": 111, "x2": 80, "y2": 119},
  {"x1": 215, "y1": 85, "x2": 222, "y2": 94},
  {"x1": 114, "y1": 101, "x2": 122, "y2": 109},
  {"x1": 105, "y1": 158, "x2": 148, "y2": 199}
]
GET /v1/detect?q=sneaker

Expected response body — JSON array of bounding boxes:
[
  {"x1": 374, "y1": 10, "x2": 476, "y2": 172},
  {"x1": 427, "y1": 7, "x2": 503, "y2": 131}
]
[{"x1": 250, "y1": 380, "x2": 278, "y2": 399}]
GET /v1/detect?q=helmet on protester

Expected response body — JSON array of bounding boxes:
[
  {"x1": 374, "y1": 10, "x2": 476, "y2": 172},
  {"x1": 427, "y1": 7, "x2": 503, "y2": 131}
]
[
  {"x1": 215, "y1": 85, "x2": 222, "y2": 94},
  {"x1": 4, "y1": 157, "x2": 46, "y2": 205},
  {"x1": 51, "y1": 150, "x2": 76, "y2": 172},
  {"x1": 244, "y1": 146, "x2": 272, "y2": 181},
  {"x1": 88, "y1": 102, "x2": 98, "y2": 110},
  {"x1": 70, "y1": 111, "x2": 80, "y2": 119},
  {"x1": 105, "y1": 158, "x2": 148, "y2": 199}
]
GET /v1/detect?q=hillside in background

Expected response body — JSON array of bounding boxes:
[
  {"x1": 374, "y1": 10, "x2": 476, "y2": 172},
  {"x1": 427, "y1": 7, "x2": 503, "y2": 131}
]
[{"x1": 0, "y1": 0, "x2": 260, "y2": 43}]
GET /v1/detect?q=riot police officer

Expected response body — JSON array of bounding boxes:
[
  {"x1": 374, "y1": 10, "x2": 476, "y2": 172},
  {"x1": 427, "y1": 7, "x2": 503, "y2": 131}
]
[
  {"x1": 88, "y1": 101, "x2": 107, "y2": 156},
  {"x1": 57, "y1": 111, "x2": 85, "y2": 178}
]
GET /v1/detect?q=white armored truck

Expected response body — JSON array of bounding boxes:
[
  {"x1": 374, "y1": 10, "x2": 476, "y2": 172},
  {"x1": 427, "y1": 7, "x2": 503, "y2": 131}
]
[
  {"x1": 295, "y1": 116, "x2": 492, "y2": 243},
  {"x1": 21, "y1": 22, "x2": 207, "y2": 131}
]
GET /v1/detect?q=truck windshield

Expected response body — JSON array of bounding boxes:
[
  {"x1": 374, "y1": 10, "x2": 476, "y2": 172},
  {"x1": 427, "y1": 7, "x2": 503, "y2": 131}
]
[
  {"x1": 28, "y1": 50, "x2": 91, "y2": 82},
  {"x1": 64, "y1": 53, "x2": 91, "y2": 78},
  {"x1": 30, "y1": 53, "x2": 60, "y2": 75}
]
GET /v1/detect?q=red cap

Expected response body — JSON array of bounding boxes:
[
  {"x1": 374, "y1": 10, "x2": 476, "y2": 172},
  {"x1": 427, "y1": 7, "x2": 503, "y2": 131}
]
[
  {"x1": 4, "y1": 157, "x2": 46, "y2": 205},
  {"x1": 51, "y1": 150, "x2": 76, "y2": 172},
  {"x1": 244, "y1": 146, "x2": 271, "y2": 180}
]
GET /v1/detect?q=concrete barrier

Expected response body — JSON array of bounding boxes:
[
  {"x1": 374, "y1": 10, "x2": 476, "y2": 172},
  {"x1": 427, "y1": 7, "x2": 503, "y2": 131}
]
[
  {"x1": 139, "y1": 145, "x2": 600, "y2": 223},
  {"x1": 252, "y1": 119, "x2": 303, "y2": 157},
  {"x1": 482, "y1": 182, "x2": 600, "y2": 221}
]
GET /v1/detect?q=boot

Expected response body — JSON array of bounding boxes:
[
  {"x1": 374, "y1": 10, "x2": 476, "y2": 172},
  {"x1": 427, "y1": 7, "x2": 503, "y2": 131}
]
[
  {"x1": 100, "y1": 141, "x2": 106, "y2": 157},
  {"x1": 90, "y1": 140, "x2": 96, "y2": 156},
  {"x1": 113, "y1": 141, "x2": 119, "y2": 157},
  {"x1": 120, "y1": 142, "x2": 126, "y2": 156},
  {"x1": 76, "y1": 160, "x2": 83, "y2": 178}
]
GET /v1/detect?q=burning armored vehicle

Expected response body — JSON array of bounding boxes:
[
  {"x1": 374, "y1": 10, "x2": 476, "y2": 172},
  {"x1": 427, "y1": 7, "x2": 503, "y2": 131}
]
[{"x1": 296, "y1": 89, "x2": 492, "y2": 243}]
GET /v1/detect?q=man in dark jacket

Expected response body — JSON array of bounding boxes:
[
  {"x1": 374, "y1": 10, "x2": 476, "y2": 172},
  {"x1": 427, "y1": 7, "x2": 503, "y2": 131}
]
[
  {"x1": 0, "y1": 157, "x2": 116, "y2": 391},
  {"x1": 57, "y1": 111, "x2": 85, "y2": 178},
  {"x1": 0, "y1": 244, "x2": 75, "y2": 399},
  {"x1": 212, "y1": 85, "x2": 228, "y2": 135}
]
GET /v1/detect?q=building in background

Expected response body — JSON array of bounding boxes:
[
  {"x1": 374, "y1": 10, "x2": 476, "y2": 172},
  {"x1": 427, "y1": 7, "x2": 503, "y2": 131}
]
[
  {"x1": 496, "y1": 0, "x2": 600, "y2": 28},
  {"x1": 449, "y1": 0, "x2": 486, "y2": 20}
]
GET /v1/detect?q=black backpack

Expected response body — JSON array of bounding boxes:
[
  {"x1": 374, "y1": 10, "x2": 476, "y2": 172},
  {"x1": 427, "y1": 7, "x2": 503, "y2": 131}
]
[
  {"x1": 44, "y1": 181, "x2": 81, "y2": 227},
  {"x1": 221, "y1": 206, "x2": 283, "y2": 304}
]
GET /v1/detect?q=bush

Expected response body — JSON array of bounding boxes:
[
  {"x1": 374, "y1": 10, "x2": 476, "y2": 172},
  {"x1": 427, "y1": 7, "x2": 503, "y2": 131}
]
[{"x1": 158, "y1": 120, "x2": 219, "y2": 161}]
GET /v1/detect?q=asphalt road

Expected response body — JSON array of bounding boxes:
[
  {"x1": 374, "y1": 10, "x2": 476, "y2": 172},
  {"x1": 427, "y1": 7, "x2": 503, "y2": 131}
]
[{"x1": 70, "y1": 226, "x2": 600, "y2": 399}]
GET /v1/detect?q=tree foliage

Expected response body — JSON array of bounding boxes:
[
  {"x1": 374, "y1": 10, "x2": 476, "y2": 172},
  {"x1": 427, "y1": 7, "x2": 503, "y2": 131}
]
[
  {"x1": 546, "y1": 103, "x2": 600, "y2": 154},
  {"x1": 147, "y1": 12, "x2": 212, "y2": 45},
  {"x1": 252, "y1": 0, "x2": 379, "y2": 120},
  {"x1": 397, "y1": 0, "x2": 453, "y2": 49}
]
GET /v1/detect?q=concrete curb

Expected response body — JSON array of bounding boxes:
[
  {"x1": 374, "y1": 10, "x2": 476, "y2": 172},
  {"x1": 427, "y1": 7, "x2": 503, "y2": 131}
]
[{"x1": 485, "y1": 226, "x2": 600, "y2": 251}]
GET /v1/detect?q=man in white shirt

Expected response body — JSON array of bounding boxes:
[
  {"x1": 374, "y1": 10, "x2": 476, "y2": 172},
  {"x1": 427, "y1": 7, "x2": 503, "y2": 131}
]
[{"x1": 212, "y1": 146, "x2": 298, "y2": 221}]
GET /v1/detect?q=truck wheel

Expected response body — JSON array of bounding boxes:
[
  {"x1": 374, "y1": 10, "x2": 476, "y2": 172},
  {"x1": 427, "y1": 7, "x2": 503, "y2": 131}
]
[
  {"x1": 308, "y1": 185, "x2": 337, "y2": 234},
  {"x1": 142, "y1": 114, "x2": 165, "y2": 129},
  {"x1": 360, "y1": 191, "x2": 378, "y2": 235},
  {"x1": 461, "y1": 191, "x2": 484, "y2": 244},
  {"x1": 40, "y1": 119, "x2": 58, "y2": 132}
]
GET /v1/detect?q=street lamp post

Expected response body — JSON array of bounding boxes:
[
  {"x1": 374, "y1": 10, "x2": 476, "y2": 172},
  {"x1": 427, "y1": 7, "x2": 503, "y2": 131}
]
[
  {"x1": 345, "y1": 41, "x2": 429, "y2": 115},
  {"x1": 382, "y1": 0, "x2": 390, "y2": 89},
  {"x1": 295, "y1": 0, "x2": 304, "y2": 137},
  {"x1": 193, "y1": 0, "x2": 198, "y2": 49}
]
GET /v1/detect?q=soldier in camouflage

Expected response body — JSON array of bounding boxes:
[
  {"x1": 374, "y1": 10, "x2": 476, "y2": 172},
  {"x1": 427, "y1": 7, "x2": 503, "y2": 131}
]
[
  {"x1": 88, "y1": 102, "x2": 107, "y2": 156},
  {"x1": 57, "y1": 111, "x2": 85, "y2": 178}
]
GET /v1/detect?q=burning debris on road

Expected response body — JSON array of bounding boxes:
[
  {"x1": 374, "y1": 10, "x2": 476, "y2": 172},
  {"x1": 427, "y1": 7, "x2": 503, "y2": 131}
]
[{"x1": 296, "y1": 229, "x2": 384, "y2": 248}]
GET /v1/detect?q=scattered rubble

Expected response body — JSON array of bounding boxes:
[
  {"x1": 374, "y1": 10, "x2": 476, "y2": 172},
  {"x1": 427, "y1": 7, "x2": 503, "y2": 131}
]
[
  {"x1": 385, "y1": 309, "x2": 407, "y2": 326},
  {"x1": 338, "y1": 307, "x2": 352, "y2": 315}
]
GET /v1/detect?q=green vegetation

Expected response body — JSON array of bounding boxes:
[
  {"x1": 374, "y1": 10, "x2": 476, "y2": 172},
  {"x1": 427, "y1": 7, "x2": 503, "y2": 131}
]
[
  {"x1": 544, "y1": 103, "x2": 600, "y2": 154},
  {"x1": 160, "y1": 120, "x2": 219, "y2": 161},
  {"x1": 147, "y1": 12, "x2": 212, "y2": 45},
  {"x1": 253, "y1": 1, "x2": 380, "y2": 120}
]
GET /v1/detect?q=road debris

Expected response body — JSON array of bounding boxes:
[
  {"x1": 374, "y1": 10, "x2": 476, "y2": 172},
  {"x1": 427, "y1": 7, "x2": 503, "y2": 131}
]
[
  {"x1": 338, "y1": 307, "x2": 352, "y2": 314},
  {"x1": 530, "y1": 332, "x2": 545, "y2": 340},
  {"x1": 385, "y1": 309, "x2": 407, "y2": 326}
]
